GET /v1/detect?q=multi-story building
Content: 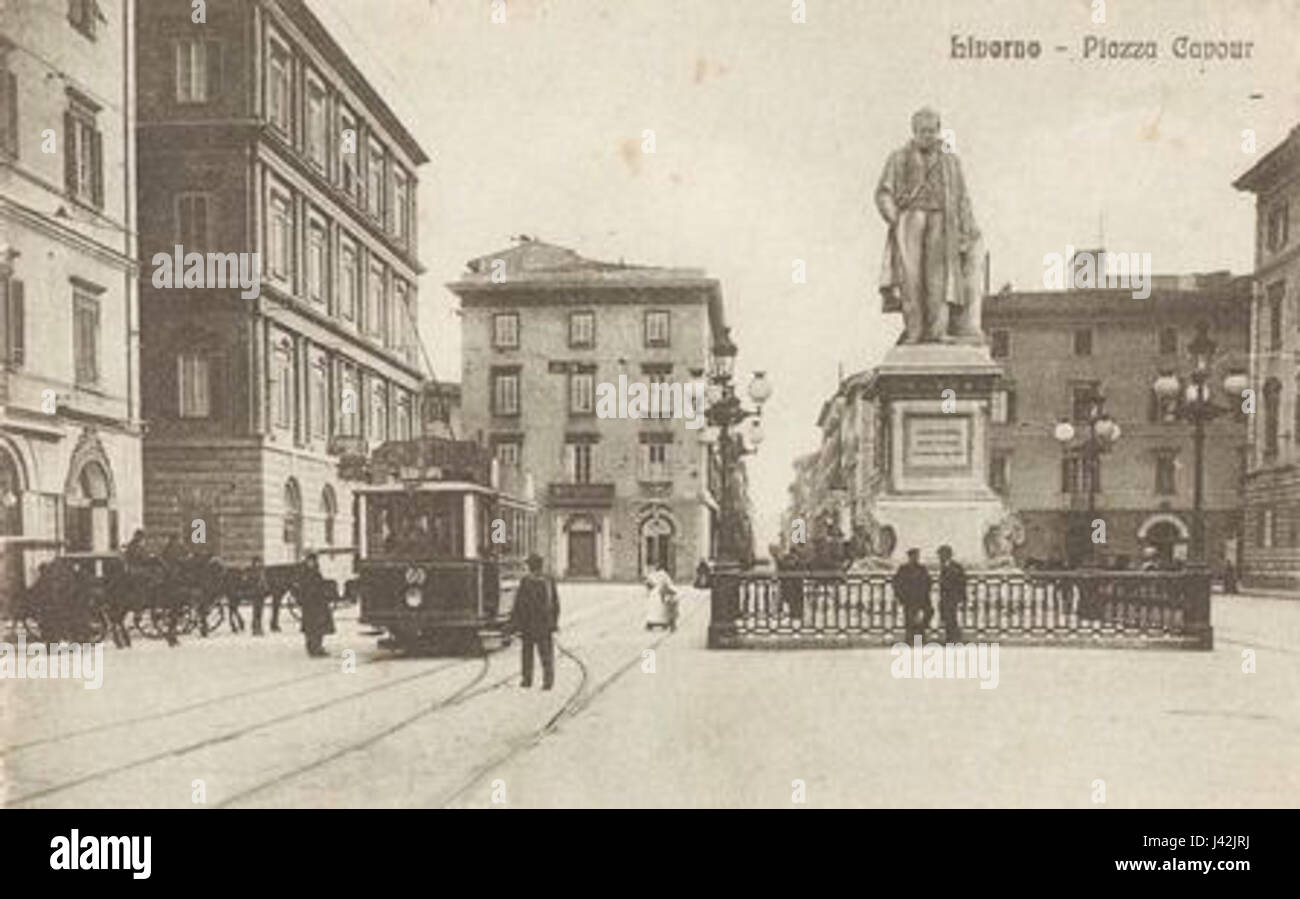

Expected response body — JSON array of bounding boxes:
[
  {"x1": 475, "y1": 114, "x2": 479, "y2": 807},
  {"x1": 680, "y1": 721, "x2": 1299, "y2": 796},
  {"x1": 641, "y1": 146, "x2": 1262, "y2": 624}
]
[
  {"x1": 792, "y1": 270, "x2": 1251, "y2": 568},
  {"x1": 1, "y1": 0, "x2": 141, "y2": 610},
  {"x1": 135, "y1": 0, "x2": 428, "y2": 566},
  {"x1": 983, "y1": 269, "x2": 1250, "y2": 566},
  {"x1": 450, "y1": 239, "x2": 725, "y2": 580},
  {"x1": 1234, "y1": 124, "x2": 1300, "y2": 588}
]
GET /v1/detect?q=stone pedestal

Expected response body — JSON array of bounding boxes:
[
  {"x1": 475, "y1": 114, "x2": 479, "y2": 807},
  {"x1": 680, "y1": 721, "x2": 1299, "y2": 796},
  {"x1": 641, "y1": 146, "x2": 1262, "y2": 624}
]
[{"x1": 868, "y1": 343, "x2": 1018, "y2": 566}]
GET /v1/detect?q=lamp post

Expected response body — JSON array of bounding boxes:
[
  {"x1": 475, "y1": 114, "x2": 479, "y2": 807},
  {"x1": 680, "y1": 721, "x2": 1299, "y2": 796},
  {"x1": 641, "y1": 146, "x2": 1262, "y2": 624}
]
[
  {"x1": 699, "y1": 328, "x2": 771, "y2": 568},
  {"x1": 1052, "y1": 385, "x2": 1121, "y2": 567},
  {"x1": 1152, "y1": 322, "x2": 1247, "y2": 564}
]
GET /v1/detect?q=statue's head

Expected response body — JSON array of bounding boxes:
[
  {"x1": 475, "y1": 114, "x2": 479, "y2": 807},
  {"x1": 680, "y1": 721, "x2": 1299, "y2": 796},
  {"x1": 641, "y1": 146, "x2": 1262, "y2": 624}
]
[{"x1": 911, "y1": 107, "x2": 941, "y2": 150}]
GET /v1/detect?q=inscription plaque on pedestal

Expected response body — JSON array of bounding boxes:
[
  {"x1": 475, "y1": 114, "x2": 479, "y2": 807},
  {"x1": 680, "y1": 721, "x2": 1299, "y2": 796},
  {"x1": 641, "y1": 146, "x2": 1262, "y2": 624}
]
[{"x1": 902, "y1": 414, "x2": 971, "y2": 476}]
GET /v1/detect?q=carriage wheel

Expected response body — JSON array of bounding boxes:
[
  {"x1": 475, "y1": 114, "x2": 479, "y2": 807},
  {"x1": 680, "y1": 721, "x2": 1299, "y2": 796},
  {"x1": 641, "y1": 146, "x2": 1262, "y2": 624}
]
[
  {"x1": 144, "y1": 605, "x2": 173, "y2": 639},
  {"x1": 178, "y1": 603, "x2": 200, "y2": 635},
  {"x1": 131, "y1": 608, "x2": 152, "y2": 636}
]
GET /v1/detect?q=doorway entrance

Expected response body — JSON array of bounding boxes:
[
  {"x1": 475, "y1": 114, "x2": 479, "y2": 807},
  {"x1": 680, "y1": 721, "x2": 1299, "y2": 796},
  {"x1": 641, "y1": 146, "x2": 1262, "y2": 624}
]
[
  {"x1": 566, "y1": 516, "x2": 598, "y2": 577},
  {"x1": 641, "y1": 515, "x2": 675, "y2": 578}
]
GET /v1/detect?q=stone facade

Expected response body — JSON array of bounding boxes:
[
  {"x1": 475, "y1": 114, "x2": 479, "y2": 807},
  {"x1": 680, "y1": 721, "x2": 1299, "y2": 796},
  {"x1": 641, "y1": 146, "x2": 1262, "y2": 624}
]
[
  {"x1": 983, "y1": 274, "x2": 1250, "y2": 568},
  {"x1": 135, "y1": 0, "x2": 428, "y2": 576},
  {"x1": 1, "y1": 0, "x2": 142, "y2": 612},
  {"x1": 450, "y1": 240, "x2": 724, "y2": 581},
  {"x1": 1234, "y1": 124, "x2": 1300, "y2": 588}
]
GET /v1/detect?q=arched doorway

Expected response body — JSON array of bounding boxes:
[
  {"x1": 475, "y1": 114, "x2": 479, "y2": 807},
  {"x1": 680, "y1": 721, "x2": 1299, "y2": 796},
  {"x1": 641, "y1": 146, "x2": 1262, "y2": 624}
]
[
  {"x1": 282, "y1": 478, "x2": 303, "y2": 561},
  {"x1": 66, "y1": 460, "x2": 115, "y2": 552},
  {"x1": 0, "y1": 446, "x2": 22, "y2": 537},
  {"x1": 564, "y1": 515, "x2": 598, "y2": 578},
  {"x1": 640, "y1": 514, "x2": 675, "y2": 578},
  {"x1": 1138, "y1": 513, "x2": 1189, "y2": 565},
  {"x1": 320, "y1": 485, "x2": 337, "y2": 547},
  {"x1": 0, "y1": 446, "x2": 24, "y2": 619}
]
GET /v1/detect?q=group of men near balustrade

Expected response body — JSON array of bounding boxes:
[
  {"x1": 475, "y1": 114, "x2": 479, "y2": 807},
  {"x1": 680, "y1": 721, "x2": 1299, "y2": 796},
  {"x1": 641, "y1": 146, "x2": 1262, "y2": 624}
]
[
  {"x1": 891, "y1": 545, "x2": 968, "y2": 644},
  {"x1": 28, "y1": 529, "x2": 335, "y2": 658},
  {"x1": 773, "y1": 539, "x2": 968, "y2": 644}
]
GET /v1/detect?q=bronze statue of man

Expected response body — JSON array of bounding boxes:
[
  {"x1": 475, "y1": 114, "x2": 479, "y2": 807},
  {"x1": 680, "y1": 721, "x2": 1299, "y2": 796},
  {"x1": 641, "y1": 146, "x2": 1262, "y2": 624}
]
[{"x1": 875, "y1": 108, "x2": 983, "y2": 343}]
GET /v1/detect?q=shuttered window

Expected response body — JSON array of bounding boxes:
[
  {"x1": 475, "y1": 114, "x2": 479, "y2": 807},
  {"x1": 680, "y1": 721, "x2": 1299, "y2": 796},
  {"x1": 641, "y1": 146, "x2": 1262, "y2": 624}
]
[
  {"x1": 2, "y1": 277, "x2": 24, "y2": 367},
  {"x1": 73, "y1": 291, "x2": 99, "y2": 384},
  {"x1": 64, "y1": 104, "x2": 103, "y2": 208},
  {"x1": 176, "y1": 40, "x2": 222, "y2": 103},
  {"x1": 177, "y1": 351, "x2": 211, "y2": 418}
]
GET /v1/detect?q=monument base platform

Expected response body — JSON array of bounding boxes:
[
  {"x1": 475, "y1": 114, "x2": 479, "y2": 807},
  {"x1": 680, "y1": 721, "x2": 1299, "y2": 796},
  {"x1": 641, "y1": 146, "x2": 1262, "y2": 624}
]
[{"x1": 873, "y1": 492, "x2": 1012, "y2": 566}]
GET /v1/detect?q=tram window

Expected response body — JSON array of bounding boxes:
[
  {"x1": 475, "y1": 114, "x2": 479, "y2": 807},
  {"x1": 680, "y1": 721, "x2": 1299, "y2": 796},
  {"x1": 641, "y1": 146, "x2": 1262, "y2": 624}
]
[{"x1": 364, "y1": 493, "x2": 464, "y2": 560}]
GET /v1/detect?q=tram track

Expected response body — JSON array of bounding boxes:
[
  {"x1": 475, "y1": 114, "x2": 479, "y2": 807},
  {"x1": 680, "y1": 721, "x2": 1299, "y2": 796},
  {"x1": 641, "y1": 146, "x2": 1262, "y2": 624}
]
[
  {"x1": 6, "y1": 589, "x2": 698, "y2": 808},
  {"x1": 3, "y1": 654, "x2": 480, "y2": 807},
  {"x1": 215, "y1": 594, "x2": 649, "y2": 807},
  {"x1": 0, "y1": 665, "x2": 340, "y2": 756},
  {"x1": 214, "y1": 654, "x2": 501, "y2": 807},
  {"x1": 432, "y1": 595, "x2": 702, "y2": 807},
  {"x1": 3, "y1": 600, "x2": 623, "y2": 771}
]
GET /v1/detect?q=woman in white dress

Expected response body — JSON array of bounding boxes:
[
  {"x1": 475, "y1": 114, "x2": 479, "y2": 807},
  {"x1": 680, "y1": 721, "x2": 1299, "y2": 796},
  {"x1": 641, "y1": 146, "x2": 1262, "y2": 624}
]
[{"x1": 644, "y1": 563, "x2": 678, "y2": 631}]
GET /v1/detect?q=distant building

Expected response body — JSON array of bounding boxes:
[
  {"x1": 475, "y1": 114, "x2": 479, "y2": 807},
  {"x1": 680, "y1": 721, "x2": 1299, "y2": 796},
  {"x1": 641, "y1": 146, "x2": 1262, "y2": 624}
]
[
  {"x1": 1, "y1": 0, "x2": 141, "y2": 608},
  {"x1": 1234, "y1": 125, "x2": 1300, "y2": 588},
  {"x1": 449, "y1": 239, "x2": 725, "y2": 580},
  {"x1": 983, "y1": 272, "x2": 1250, "y2": 566},
  {"x1": 135, "y1": 0, "x2": 428, "y2": 566}
]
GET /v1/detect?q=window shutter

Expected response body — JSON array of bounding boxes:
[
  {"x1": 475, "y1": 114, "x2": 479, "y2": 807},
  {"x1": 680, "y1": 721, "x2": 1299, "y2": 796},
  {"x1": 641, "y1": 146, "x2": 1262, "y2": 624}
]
[
  {"x1": 9, "y1": 279, "x2": 24, "y2": 366},
  {"x1": 63, "y1": 112, "x2": 76, "y2": 194},
  {"x1": 1, "y1": 70, "x2": 17, "y2": 158},
  {"x1": 109, "y1": 509, "x2": 119, "y2": 550},
  {"x1": 90, "y1": 127, "x2": 103, "y2": 207}
]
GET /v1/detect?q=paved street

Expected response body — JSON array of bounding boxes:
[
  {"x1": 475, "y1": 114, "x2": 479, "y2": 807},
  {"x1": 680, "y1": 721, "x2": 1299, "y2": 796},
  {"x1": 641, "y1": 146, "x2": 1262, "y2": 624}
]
[{"x1": 2, "y1": 585, "x2": 1297, "y2": 808}]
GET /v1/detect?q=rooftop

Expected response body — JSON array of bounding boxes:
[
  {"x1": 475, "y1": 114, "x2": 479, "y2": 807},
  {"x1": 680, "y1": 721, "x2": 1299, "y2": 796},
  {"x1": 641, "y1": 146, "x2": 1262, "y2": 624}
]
[
  {"x1": 1233, "y1": 124, "x2": 1300, "y2": 194},
  {"x1": 448, "y1": 238, "x2": 716, "y2": 288}
]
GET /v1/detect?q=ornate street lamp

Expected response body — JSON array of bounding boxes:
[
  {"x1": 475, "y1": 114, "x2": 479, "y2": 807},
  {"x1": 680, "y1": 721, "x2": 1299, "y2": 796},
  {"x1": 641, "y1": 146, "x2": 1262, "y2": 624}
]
[
  {"x1": 1151, "y1": 322, "x2": 1241, "y2": 564},
  {"x1": 1052, "y1": 385, "x2": 1120, "y2": 567},
  {"x1": 704, "y1": 328, "x2": 770, "y2": 568}
]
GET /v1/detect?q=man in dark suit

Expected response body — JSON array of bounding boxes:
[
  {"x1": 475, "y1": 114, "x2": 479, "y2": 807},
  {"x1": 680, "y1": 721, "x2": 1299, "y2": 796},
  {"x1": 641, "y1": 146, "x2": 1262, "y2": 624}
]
[
  {"x1": 892, "y1": 547, "x2": 932, "y2": 643},
  {"x1": 510, "y1": 554, "x2": 559, "y2": 690},
  {"x1": 937, "y1": 544, "x2": 967, "y2": 643}
]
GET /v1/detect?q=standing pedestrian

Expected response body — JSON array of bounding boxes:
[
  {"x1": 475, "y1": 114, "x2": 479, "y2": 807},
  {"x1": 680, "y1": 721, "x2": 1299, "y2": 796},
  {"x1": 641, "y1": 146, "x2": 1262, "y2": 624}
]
[
  {"x1": 510, "y1": 554, "x2": 559, "y2": 690},
  {"x1": 644, "y1": 562, "x2": 678, "y2": 631},
  {"x1": 937, "y1": 544, "x2": 967, "y2": 644},
  {"x1": 892, "y1": 547, "x2": 932, "y2": 643},
  {"x1": 298, "y1": 553, "x2": 335, "y2": 657}
]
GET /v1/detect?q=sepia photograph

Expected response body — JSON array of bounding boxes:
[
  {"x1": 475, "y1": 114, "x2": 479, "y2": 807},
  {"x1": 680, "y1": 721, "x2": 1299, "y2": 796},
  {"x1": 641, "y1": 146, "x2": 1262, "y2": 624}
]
[{"x1": 0, "y1": 0, "x2": 1293, "y2": 871}]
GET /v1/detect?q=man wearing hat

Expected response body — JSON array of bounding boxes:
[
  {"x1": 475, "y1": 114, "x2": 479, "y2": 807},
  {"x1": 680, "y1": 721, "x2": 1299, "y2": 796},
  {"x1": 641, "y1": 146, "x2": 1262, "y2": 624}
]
[
  {"x1": 510, "y1": 554, "x2": 561, "y2": 689},
  {"x1": 936, "y1": 545, "x2": 967, "y2": 643},
  {"x1": 892, "y1": 547, "x2": 933, "y2": 642}
]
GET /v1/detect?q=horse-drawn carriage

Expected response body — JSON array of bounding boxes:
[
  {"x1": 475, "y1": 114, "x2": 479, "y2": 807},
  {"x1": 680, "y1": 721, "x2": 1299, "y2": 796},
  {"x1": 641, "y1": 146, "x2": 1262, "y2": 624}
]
[{"x1": 13, "y1": 547, "x2": 356, "y2": 645}]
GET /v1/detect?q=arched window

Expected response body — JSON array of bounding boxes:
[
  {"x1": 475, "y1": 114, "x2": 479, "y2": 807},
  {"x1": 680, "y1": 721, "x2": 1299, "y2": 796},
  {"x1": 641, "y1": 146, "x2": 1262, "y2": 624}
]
[
  {"x1": 0, "y1": 447, "x2": 22, "y2": 537},
  {"x1": 66, "y1": 460, "x2": 114, "y2": 552},
  {"x1": 320, "y1": 485, "x2": 336, "y2": 546},
  {"x1": 282, "y1": 478, "x2": 302, "y2": 559}
]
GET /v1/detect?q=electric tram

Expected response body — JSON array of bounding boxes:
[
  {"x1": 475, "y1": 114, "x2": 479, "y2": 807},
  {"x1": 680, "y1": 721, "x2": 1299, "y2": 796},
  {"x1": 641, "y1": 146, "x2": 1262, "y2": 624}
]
[{"x1": 352, "y1": 437, "x2": 537, "y2": 650}]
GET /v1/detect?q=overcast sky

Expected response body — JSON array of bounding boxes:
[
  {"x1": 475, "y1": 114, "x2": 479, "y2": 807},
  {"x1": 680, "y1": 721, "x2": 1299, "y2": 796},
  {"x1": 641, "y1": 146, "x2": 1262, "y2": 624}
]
[{"x1": 308, "y1": 0, "x2": 1300, "y2": 549}]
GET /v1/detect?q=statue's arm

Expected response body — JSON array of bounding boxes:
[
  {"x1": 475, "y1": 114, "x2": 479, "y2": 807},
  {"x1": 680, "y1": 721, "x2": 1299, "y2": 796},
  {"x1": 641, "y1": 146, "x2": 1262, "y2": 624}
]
[{"x1": 874, "y1": 153, "x2": 899, "y2": 225}]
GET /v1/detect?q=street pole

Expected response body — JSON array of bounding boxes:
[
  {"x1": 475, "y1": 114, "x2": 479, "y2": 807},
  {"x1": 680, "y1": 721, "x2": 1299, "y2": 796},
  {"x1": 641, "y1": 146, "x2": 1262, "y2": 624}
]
[{"x1": 1193, "y1": 411, "x2": 1206, "y2": 563}]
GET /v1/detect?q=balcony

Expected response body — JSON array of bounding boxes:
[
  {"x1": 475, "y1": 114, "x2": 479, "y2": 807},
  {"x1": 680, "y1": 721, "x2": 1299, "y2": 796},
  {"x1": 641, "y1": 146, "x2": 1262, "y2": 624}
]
[{"x1": 548, "y1": 483, "x2": 615, "y2": 507}]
